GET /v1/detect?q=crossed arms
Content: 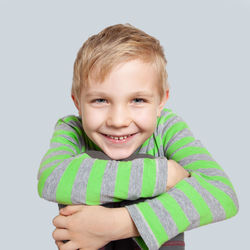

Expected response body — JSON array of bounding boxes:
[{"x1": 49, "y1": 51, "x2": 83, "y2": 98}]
[{"x1": 37, "y1": 109, "x2": 239, "y2": 249}]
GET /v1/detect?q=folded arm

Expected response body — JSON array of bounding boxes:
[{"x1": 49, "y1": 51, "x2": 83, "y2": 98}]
[
  {"x1": 38, "y1": 110, "x2": 239, "y2": 250},
  {"x1": 125, "y1": 109, "x2": 239, "y2": 249},
  {"x1": 37, "y1": 116, "x2": 168, "y2": 205}
]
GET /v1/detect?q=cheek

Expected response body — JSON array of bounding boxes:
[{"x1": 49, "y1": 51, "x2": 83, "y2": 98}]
[
  {"x1": 133, "y1": 108, "x2": 157, "y2": 131},
  {"x1": 81, "y1": 107, "x2": 106, "y2": 132}
]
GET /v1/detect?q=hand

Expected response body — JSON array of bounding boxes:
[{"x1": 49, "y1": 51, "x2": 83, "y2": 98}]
[
  {"x1": 52, "y1": 205, "x2": 116, "y2": 250},
  {"x1": 166, "y1": 160, "x2": 190, "y2": 191}
]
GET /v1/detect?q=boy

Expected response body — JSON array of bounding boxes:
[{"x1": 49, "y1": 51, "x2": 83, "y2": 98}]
[{"x1": 38, "y1": 24, "x2": 239, "y2": 250}]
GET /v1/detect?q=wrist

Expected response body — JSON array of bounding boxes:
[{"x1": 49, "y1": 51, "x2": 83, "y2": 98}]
[
  {"x1": 166, "y1": 160, "x2": 190, "y2": 191},
  {"x1": 166, "y1": 160, "x2": 175, "y2": 191},
  {"x1": 111, "y1": 207, "x2": 140, "y2": 240}
]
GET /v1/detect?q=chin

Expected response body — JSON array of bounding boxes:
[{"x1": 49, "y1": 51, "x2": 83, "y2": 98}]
[{"x1": 105, "y1": 149, "x2": 134, "y2": 160}]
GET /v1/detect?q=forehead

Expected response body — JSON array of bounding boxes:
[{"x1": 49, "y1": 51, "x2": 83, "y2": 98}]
[{"x1": 87, "y1": 59, "x2": 159, "y2": 89}]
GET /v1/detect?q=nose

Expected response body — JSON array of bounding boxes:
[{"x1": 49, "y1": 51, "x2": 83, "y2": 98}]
[{"x1": 106, "y1": 105, "x2": 131, "y2": 128}]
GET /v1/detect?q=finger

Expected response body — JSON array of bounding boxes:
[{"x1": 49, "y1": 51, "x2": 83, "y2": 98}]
[
  {"x1": 60, "y1": 205, "x2": 84, "y2": 216},
  {"x1": 52, "y1": 228, "x2": 70, "y2": 241},
  {"x1": 60, "y1": 240, "x2": 78, "y2": 250},
  {"x1": 53, "y1": 215, "x2": 68, "y2": 228},
  {"x1": 55, "y1": 240, "x2": 64, "y2": 249}
]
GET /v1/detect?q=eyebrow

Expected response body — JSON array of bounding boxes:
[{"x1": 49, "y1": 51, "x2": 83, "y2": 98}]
[
  {"x1": 85, "y1": 91, "x2": 154, "y2": 98},
  {"x1": 132, "y1": 91, "x2": 154, "y2": 97},
  {"x1": 85, "y1": 92, "x2": 109, "y2": 98}
]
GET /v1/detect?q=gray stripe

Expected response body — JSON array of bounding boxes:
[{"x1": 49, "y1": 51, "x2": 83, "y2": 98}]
[
  {"x1": 55, "y1": 134, "x2": 79, "y2": 148},
  {"x1": 153, "y1": 158, "x2": 168, "y2": 196},
  {"x1": 100, "y1": 160, "x2": 118, "y2": 203},
  {"x1": 169, "y1": 139, "x2": 204, "y2": 159},
  {"x1": 41, "y1": 150, "x2": 73, "y2": 163},
  {"x1": 126, "y1": 204, "x2": 160, "y2": 250},
  {"x1": 158, "y1": 144, "x2": 165, "y2": 157},
  {"x1": 50, "y1": 142, "x2": 77, "y2": 154},
  {"x1": 149, "y1": 199, "x2": 179, "y2": 240},
  {"x1": 38, "y1": 159, "x2": 63, "y2": 179},
  {"x1": 186, "y1": 177, "x2": 226, "y2": 222},
  {"x1": 56, "y1": 122, "x2": 76, "y2": 131},
  {"x1": 164, "y1": 128, "x2": 193, "y2": 153},
  {"x1": 127, "y1": 159, "x2": 144, "y2": 200},
  {"x1": 153, "y1": 132, "x2": 165, "y2": 157},
  {"x1": 206, "y1": 180, "x2": 239, "y2": 210},
  {"x1": 132, "y1": 233, "x2": 185, "y2": 250},
  {"x1": 162, "y1": 116, "x2": 184, "y2": 139},
  {"x1": 139, "y1": 134, "x2": 164, "y2": 157},
  {"x1": 137, "y1": 144, "x2": 147, "y2": 154},
  {"x1": 160, "y1": 109, "x2": 169, "y2": 117},
  {"x1": 186, "y1": 139, "x2": 204, "y2": 147},
  {"x1": 179, "y1": 154, "x2": 214, "y2": 167},
  {"x1": 42, "y1": 158, "x2": 72, "y2": 202},
  {"x1": 138, "y1": 135, "x2": 156, "y2": 155},
  {"x1": 157, "y1": 113, "x2": 177, "y2": 136},
  {"x1": 63, "y1": 117, "x2": 82, "y2": 131},
  {"x1": 71, "y1": 158, "x2": 95, "y2": 204},
  {"x1": 56, "y1": 122, "x2": 83, "y2": 149},
  {"x1": 195, "y1": 168, "x2": 228, "y2": 178},
  {"x1": 169, "y1": 188, "x2": 200, "y2": 230}
]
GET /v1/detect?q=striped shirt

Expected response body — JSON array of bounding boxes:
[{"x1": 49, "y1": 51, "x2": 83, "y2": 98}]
[{"x1": 37, "y1": 108, "x2": 239, "y2": 250}]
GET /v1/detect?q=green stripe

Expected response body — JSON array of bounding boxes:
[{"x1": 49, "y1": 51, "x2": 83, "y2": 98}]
[
  {"x1": 172, "y1": 147, "x2": 211, "y2": 162},
  {"x1": 81, "y1": 145, "x2": 86, "y2": 153},
  {"x1": 166, "y1": 136, "x2": 195, "y2": 158},
  {"x1": 193, "y1": 173, "x2": 238, "y2": 219},
  {"x1": 85, "y1": 159, "x2": 107, "y2": 205},
  {"x1": 141, "y1": 159, "x2": 156, "y2": 197},
  {"x1": 183, "y1": 160, "x2": 222, "y2": 170},
  {"x1": 51, "y1": 136, "x2": 80, "y2": 154},
  {"x1": 44, "y1": 146, "x2": 75, "y2": 157},
  {"x1": 40, "y1": 154, "x2": 71, "y2": 169},
  {"x1": 176, "y1": 179, "x2": 213, "y2": 225},
  {"x1": 53, "y1": 129, "x2": 80, "y2": 146},
  {"x1": 63, "y1": 115, "x2": 80, "y2": 123},
  {"x1": 133, "y1": 237, "x2": 148, "y2": 250},
  {"x1": 140, "y1": 136, "x2": 151, "y2": 149},
  {"x1": 157, "y1": 192, "x2": 190, "y2": 232},
  {"x1": 136, "y1": 202, "x2": 168, "y2": 245},
  {"x1": 158, "y1": 112, "x2": 176, "y2": 125},
  {"x1": 56, "y1": 155, "x2": 88, "y2": 204},
  {"x1": 198, "y1": 173, "x2": 234, "y2": 191},
  {"x1": 74, "y1": 125, "x2": 84, "y2": 138},
  {"x1": 87, "y1": 138, "x2": 101, "y2": 150},
  {"x1": 57, "y1": 117, "x2": 84, "y2": 138},
  {"x1": 114, "y1": 161, "x2": 132, "y2": 200},
  {"x1": 56, "y1": 119, "x2": 64, "y2": 126},
  {"x1": 162, "y1": 108, "x2": 172, "y2": 113},
  {"x1": 162, "y1": 121, "x2": 189, "y2": 147},
  {"x1": 38, "y1": 161, "x2": 62, "y2": 197}
]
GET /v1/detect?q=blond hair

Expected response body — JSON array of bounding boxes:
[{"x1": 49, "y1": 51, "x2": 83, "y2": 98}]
[{"x1": 72, "y1": 24, "x2": 169, "y2": 101}]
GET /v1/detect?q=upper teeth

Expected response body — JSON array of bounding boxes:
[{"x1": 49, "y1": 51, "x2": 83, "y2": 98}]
[{"x1": 108, "y1": 135, "x2": 129, "y2": 140}]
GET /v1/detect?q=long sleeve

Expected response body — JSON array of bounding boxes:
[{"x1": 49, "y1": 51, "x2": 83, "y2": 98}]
[
  {"x1": 125, "y1": 108, "x2": 239, "y2": 249},
  {"x1": 37, "y1": 115, "x2": 168, "y2": 205}
]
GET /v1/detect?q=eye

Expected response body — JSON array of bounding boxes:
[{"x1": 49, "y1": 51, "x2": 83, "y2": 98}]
[
  {"x1": 92, "y1": 98, "x2": 107, "y2": 104},
  {"x1": 132, "y1": 98, "x2": 145, "y2": 104}
]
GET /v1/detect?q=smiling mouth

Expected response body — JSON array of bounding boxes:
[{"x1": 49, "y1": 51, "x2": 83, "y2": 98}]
[{"x1": 102, "y1": 133, "x2": 136, "y2": 141}]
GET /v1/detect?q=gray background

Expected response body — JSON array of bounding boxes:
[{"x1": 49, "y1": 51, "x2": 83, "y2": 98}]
[{"x1": 0, "y1": 0, "x2": 249, "y2": 249}]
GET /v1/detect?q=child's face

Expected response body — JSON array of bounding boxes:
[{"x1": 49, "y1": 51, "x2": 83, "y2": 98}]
[{"x1": 74, "y1": 59, "x2": 168, "y2": 160}]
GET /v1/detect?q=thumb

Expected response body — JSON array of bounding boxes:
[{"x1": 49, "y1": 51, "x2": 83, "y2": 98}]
[{"x1": 60, "y1": 205, "x2": 84, "y2": 216}]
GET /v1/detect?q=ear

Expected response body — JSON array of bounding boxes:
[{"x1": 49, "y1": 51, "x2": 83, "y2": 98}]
[
  {"x1": 71, "y1": 94, "x2": 81, "y2": 116},
  {"x1": 157, "y1": 90, "x2": 169, "y2": 117}
]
